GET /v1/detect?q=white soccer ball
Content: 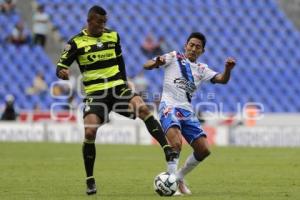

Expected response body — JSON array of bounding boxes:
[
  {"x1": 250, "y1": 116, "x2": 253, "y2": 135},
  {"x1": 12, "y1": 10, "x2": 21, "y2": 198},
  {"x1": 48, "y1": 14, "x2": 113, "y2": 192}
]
[{"x1": 153, "y1": 172, "x2": 178, "y2": 196}]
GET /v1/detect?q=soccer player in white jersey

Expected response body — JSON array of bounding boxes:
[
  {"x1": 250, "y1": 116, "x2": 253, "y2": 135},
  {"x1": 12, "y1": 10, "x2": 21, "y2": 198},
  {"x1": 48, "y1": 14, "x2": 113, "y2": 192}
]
[{"x1": 143, "y1": 32, "x2": 236, "y2": 195}]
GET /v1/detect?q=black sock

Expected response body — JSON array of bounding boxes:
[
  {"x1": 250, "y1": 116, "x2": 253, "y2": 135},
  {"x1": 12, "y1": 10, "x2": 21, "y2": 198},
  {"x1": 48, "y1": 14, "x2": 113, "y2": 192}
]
[
  {"x1": 82, "y1": 141, "x2": 96, "y2": 178},
  {"x1": 144, "y1": 115, "x2": 168, "y2": 148}
]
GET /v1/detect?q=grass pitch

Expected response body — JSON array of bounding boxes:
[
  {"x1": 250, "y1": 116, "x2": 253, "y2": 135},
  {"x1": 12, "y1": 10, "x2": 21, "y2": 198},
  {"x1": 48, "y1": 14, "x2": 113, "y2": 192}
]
[{"x1": 0, "y1": 142, "x2": 299, "y2": 200}]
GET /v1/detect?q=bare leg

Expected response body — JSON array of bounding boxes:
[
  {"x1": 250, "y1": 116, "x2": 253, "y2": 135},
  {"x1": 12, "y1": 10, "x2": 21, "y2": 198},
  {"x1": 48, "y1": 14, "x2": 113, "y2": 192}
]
[{"x1": 83, "y1": 114, "x2": 102, "y2": 195}]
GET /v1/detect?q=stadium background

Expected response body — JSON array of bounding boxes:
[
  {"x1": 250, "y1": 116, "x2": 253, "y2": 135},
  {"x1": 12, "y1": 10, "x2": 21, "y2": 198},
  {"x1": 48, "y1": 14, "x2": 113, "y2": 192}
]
[{"x1": 0, "y1": 0, "x2": 300, "y2": 199}]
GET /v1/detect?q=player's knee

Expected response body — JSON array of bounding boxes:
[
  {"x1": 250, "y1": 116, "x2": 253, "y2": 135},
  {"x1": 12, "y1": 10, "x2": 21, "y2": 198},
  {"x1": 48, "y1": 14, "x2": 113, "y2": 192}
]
[
  {"x1": 202, "y1": 148, "x2": 211, "y2": 159},
  {"x1": 85, "y1": 127, "x2": 97, "y2": 140},
  {"x1": 172, "y1": 141, "x2": 182, "y2": 152},
  {"x1": 194, "y1": 148, "x2": 211, "y2": 161},
  {"x1": 137, "y1": 105, "x2": 150, "y2": 119},
  {"x1": 167, "y1": 127, "x2": 182, "y2": 152}
]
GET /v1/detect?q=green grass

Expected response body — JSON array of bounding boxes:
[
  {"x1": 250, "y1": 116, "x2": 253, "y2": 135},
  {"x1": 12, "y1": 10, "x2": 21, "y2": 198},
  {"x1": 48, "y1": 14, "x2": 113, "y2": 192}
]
[{"x1": 0, "y1": 143, "x2": 299, "y2": 200}]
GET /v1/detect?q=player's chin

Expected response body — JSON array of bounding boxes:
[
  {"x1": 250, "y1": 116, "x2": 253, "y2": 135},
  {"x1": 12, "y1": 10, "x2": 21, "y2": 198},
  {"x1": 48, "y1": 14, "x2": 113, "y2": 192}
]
[
  {"x1": 98, "y1": 28, "x2": 104, "y2": 33},
  {"x1": 188, "y1": 55, "x2": 197, "y2": 62}
]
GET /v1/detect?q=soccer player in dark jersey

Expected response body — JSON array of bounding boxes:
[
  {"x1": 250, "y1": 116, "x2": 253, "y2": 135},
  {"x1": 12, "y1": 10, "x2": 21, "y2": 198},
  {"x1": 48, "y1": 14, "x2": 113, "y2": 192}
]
[{"x1": 56, "y1": 5, "x2": 178, "y2": 195}]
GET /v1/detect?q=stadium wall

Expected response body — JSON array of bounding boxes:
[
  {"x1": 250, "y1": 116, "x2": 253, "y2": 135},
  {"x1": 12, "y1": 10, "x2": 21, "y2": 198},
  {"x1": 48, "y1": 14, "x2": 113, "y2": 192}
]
[{"x1": 1, "y1": 114, "x2": 300, "y2": 147}]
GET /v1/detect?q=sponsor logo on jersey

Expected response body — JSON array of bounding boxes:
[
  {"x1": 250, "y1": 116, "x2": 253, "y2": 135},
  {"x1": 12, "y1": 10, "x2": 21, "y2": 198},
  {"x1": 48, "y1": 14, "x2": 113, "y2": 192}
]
[
  {"x1": 107, "y1": 43, "x2": 116, "y2": 48},
  {"x1": 163, "y1": 106, "x2": 173, "y2": 117},
  {"x1": 96, "y1": 42, "x2": 103, "y2": 48},
  {"x1": 86, "y1": 52, "x2": 114, "y2": 62},
  {"x1": 174, "y1": 77, "x2": 196, "y2": 95}
]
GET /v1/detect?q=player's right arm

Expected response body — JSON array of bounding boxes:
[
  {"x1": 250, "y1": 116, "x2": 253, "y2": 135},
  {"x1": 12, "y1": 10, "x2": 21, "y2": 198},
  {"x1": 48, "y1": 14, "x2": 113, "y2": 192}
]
[
  {"x1": 211, "y1": 57, "x2": 236, "y2": 84},
  {"x1": 143, "y1": 56, "x2": 166, "y2": 70},
  {"x1": 56, "y1": 40, "x2": 78, "y2": 80}
]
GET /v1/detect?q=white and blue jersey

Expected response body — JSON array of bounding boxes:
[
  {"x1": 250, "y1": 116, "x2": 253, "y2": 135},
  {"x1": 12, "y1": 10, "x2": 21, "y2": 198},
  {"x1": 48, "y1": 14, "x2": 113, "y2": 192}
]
[{"x1": 157, "y1": 51, "x2": 218, "y2": 143}]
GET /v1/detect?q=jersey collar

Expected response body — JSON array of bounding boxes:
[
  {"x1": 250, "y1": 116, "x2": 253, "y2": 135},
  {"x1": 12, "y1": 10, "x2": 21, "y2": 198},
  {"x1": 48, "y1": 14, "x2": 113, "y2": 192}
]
[{"x1": 82, "y1": 29, "x2": 88, "y2": 35}]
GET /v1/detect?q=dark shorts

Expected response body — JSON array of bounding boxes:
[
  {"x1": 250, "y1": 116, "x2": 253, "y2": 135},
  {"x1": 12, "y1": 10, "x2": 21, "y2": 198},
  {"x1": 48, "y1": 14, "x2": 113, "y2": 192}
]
[{"x1": 83, "y1": 84, "x2": 138, "y2": 122}]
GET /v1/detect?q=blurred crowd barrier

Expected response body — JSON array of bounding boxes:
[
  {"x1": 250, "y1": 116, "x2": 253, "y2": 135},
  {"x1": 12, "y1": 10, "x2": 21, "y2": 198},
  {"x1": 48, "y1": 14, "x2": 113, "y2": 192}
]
[{"x1": 1, "y1": 112, "x2": 300, "y2": 147}]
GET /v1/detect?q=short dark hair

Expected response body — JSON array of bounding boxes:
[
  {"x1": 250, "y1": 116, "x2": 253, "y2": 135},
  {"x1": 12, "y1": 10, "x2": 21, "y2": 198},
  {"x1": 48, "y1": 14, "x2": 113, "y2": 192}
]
[
  {"x1": 88, "y1": 5, "x2": 107, "y2": 16},
  {"x1": 187, "y1": 32, "x2": 206, "y2": 48}
]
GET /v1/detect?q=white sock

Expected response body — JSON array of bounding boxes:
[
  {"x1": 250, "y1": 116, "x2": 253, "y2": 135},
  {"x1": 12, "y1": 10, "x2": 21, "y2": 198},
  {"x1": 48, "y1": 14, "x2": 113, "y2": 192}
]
[
  {"x1": 176, "y1": 153, "x2": 200, "y2": 180},
  {"x1": 167, "y1": 158, "x2": 179, "y2": 174}
]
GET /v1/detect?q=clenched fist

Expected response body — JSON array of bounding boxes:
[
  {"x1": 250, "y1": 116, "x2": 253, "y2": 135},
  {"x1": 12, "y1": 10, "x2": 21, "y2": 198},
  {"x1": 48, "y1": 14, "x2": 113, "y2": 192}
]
[{"x1": 225, "y1": 57, "x2": 236, "y2": 70}]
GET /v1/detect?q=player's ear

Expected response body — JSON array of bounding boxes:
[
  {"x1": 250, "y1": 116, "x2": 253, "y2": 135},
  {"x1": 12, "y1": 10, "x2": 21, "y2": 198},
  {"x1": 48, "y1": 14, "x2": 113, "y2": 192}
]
[
  {"x1": 87, "y1": 13, "x2": 93, "y2": 22},
  {"x1": 87, "y1": 16, "x2": 91, "y2": 23}
]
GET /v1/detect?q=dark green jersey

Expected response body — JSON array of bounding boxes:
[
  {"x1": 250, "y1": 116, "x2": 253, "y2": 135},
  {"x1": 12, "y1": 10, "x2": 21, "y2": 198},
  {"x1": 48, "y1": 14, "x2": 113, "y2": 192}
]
[{"x1": 57, "y1": 29, "x2": 127, "y2": 94}]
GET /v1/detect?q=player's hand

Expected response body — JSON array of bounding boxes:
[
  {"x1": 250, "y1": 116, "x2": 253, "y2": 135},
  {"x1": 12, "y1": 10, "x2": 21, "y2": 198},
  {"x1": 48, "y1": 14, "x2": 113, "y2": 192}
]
[
  {"x1": 58, "y1": 68, "x2": 69, "y2": 80},
  {"x1": 225, "y1": 57, "x2": 236, "y2": 70},
  {"x1": 155, "y1": 56, "x2": 166, "y2": 68}
]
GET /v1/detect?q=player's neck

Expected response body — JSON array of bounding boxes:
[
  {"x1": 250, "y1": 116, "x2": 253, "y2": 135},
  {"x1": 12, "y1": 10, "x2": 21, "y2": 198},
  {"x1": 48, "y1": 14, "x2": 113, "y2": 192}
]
[
  {"x1": 184, "y1": 53, "x2": 196, "y2": 63},
  {"x1": 86, "y1": 28, "x2": 102, "y2": 37}
]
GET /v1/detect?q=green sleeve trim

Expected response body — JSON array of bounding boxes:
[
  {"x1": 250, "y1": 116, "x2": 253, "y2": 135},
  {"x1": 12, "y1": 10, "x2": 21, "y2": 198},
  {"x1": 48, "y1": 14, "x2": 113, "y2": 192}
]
[
  {"x1": 143, "y1": 113, "x2": 153, "y2": 122},
  {"x1": 120, "y1": 88, "x2": 130, "y2": 97},
  {"x1": 57, "y1": 63, "x2": 69, "y2": 68}
]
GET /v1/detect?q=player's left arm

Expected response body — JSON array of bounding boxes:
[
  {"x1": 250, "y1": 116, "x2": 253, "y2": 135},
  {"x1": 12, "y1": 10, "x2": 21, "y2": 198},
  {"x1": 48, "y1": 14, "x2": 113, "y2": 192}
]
[
  {"x1": 56, "y1": 40, "x2": 77, "y2": 80},
  {"x1": 211, "y1": 57, "x2": 236, "y2": 84},
  {"x1": 143, "y1": 56, "x2": 166, "y2": 70},
  {"x1": 116, "y1": 33, "x2": 128, "y2": 82}
]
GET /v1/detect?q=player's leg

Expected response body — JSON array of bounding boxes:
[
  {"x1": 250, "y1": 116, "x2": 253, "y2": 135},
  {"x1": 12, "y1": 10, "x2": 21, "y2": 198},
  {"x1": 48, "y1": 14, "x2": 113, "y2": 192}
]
[
  {"x1": 177, "y1": 136, "x2": 210, "y2": 193},
  {"x1": 165, "y1": 127, "x2": 182, "y2": 174},
  {"x1": 129, "y1": 95, "x2": 178, "y2": 161},
  {"x1": 83, "y1": 113, "x2": 102, "y2": 176},
  {"x1": 175, "y1": 111, "x2": 209, "y2": 195},
  {"x1": 191, "y1": 136, "x2": 211, "y2": 161},
  {"x1": 158, "y1": 104, "x2": 183, "y2": 173},
  {"x1": 177, "y1": 136, "x2": 210, "y2": 180},
  {"x1": 82, "y1": 96, "x2": 109, "y2": 195},
  {"x1": 83, "y1": 113, "x2": 102, "y2": 195}
]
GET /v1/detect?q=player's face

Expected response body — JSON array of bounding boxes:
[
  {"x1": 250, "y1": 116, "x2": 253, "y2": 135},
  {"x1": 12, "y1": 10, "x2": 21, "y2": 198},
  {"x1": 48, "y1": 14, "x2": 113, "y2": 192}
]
[
  {"x1": 87, "y1": 13, "x2": 107, "y2": 37},
  {"x1": 184, "y1": 38, "x2": 204, "y2": 62}
]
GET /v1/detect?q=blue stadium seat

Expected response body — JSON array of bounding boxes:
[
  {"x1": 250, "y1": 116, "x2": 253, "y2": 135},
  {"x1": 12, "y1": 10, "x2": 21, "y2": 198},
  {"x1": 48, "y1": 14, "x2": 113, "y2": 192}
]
[{"x1": 0, "y1": 0, "x2": 299, "y2": 112}]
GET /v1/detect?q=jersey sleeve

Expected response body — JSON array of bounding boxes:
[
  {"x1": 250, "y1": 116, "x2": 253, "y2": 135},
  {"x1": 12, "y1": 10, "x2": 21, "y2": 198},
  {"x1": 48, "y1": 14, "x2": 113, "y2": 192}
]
[
  {"x1": 152, "y1": 51, "x2": 175, "y2": 68},
  {"x1": 115, "y1": 33, "x2": 127, "y2": 81},
  {"x1": 201, "y1": 64, "x2": 219, "y2": 82},
  {"x1": 57, "y1": 39, "x2": 78, "y2": 69}
]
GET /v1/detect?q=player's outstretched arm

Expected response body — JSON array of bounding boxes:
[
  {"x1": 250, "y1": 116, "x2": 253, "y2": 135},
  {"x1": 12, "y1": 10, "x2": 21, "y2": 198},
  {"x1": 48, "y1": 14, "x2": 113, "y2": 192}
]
[
  {"x1": 211, "y1": 57, "x2": 236, "y2": 84},
  {"x1": 143, "y1": 56, "x2": 166, "y2": 70}
]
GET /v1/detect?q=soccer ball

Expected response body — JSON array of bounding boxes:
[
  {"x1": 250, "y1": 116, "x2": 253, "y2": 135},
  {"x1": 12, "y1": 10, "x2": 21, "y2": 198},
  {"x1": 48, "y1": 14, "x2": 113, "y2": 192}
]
[{"x1": 153, "y1": 172, "x2": 178, "y2": 196}]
